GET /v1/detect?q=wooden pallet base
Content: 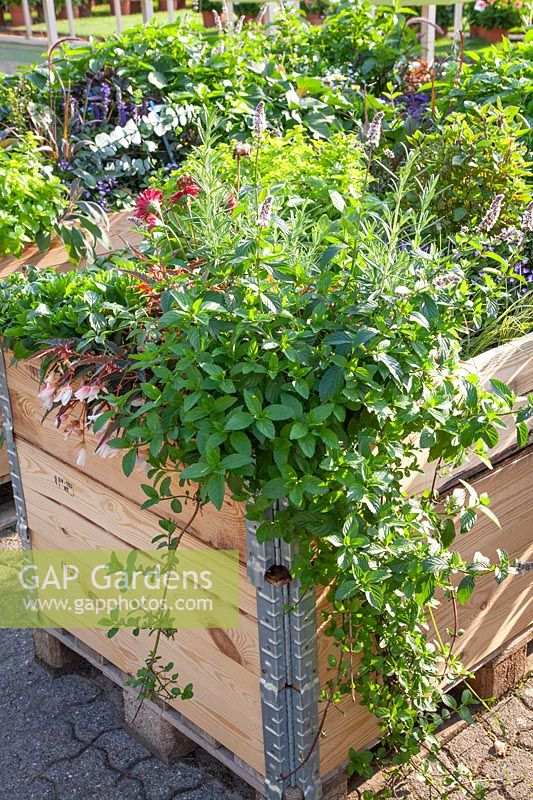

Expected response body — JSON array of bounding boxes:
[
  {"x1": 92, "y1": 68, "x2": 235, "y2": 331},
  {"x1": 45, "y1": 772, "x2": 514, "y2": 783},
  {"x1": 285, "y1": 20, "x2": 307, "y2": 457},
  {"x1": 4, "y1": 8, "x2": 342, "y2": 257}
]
[
  {"x1": 33, "y1": 628, "x2": 265, "y2": 794},
  {"x1": 30, "y1": 621, "x2": 533, "y2": 797}
]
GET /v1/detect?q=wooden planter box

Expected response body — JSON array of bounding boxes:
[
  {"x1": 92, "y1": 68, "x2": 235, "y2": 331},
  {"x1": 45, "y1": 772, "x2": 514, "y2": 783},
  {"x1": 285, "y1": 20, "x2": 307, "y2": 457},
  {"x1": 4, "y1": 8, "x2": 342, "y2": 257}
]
[
  {"x1": 0, "y1": 211, "x2": 141, "y2": 486},
  {"x1": 0, "y1": 210, "x2": 140, "y2": 281},
  {"x1": 1, "y1": 223, "x2": 532, "y2": 795}
]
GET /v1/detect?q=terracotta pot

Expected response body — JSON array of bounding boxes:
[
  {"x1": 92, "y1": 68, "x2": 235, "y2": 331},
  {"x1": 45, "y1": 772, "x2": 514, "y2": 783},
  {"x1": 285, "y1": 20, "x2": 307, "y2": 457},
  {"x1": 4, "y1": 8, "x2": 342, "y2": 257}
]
[
  {"x1": 112, "y1": 0, "x2": 131, "y2": 13},
  {"x1": 469, "y1": 24, "x2": 508, "y2": 42},
  {"x1": 202, "y1": 8, "x2": 215, "y2": 26},
  {"x1": 305, "y1": 12, "x2": 323, "y2": 24},
  {"x1": 79, "y1": 0, "x2": 94, "y2": 16},
  {"x1": 57, "y1": 3, "x2": 81, "y2": 18},
  {"x1": 9, "y1": 4, "x2": 26, "y2": 26}
]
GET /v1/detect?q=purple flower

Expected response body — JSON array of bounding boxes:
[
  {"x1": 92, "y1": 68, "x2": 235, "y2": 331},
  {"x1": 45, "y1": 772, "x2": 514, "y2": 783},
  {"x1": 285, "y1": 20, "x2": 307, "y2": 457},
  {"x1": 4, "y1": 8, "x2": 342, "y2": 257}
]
[
  {"x1": 478, "y1": 194, "x2": 504, "y2": 233},
  {"x1": 366, "y1": 112, "x2": 384, "y2": 150},
  {"x1": 398, "y1": 92, "x2": 430, "y2": 122},
  {"x1": 101, "y1": 82, "x2": 111, "y2": 118}
]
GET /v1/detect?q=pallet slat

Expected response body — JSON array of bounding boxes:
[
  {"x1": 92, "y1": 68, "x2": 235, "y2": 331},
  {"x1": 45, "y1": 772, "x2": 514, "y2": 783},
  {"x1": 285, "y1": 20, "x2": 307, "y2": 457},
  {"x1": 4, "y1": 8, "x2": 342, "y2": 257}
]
[
  {"x1": 0, "y1": 210, "x2": 141, "y2": 280},
  {"x1": 403, "y1": 334, "x2": 533, "y2": 495},
  {"x1": 7, "y1": 360, "x2": 247, "y2": 562}
]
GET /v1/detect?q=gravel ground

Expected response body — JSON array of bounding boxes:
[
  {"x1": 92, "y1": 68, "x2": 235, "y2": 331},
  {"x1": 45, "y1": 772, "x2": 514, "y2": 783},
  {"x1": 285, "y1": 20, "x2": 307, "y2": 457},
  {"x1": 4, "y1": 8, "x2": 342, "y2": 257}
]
[{"x1": 1, "y1": 524, "x2": 532, "y2": 800}]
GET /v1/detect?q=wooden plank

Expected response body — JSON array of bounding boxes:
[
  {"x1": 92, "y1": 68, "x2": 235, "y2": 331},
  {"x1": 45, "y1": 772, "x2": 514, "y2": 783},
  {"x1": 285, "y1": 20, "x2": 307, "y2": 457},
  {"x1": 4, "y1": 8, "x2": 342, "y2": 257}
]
[
  {"x1": 0, "y1": 210, "x2": 141, "y2": 279},
  {"x1": 16, "y1": 438, "x2": 256, "y2": 618},
  {"x1": 6, "y1": 360, "x2": 247, "y2": 562},
  {"x1": 0, "y1": 408, "x2": 9, "y2": 483},
  {"x1": 433, "y1": 447, "x2": 533, "y2": 669},
  {"x1": 317, "y1": 446, "x2": 533, "y2": 774},
  {"x1": 403, "y1": 333, "x2": 533, "y2": 495},
  {"x1": 24, "y1": 486, "x2": 265, "y2": 773},
  {"x1": 25, "y1": 488, "x2": 261, "y2": 673}
]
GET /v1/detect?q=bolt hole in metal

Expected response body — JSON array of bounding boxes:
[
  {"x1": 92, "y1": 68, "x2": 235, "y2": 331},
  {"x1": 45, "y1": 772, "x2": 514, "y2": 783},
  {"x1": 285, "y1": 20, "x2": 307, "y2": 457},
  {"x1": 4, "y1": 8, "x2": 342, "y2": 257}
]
[{"x1": 265, "y1": 564, "x2": 292, "y2": 586}]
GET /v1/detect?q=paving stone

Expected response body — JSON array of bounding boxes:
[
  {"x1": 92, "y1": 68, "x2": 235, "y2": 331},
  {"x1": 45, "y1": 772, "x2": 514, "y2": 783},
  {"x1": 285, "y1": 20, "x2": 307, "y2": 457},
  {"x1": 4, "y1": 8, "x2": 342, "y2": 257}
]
[
  {"x1": 63, "y1": 694, "x2": 122, "y2": 742},
  {"x1": 44, "y1": 747, "x2": 119, "y2": 800},
  {"x1": 95, "y1": 727, "x2": 152, "y2": 771},
  {"x1": 131, "y1": 757, "x2": 206, "y2": 800},
  {"x1": 481, "y1": 746, "x2": 533, "y2": 800},
  {"x1": 86, "y1": 776, "x2": 147, "y2": 800},
  {"x1": 444, "y1": 722, "x2": 494, "y2": 771},
  {"x1": 0, "y1": 718, "x2": 82, "y2": 783},
  {"x1": 189, "y1": 748, "x2": 255, "y2": 799},
  {"x1": 485, "y1": 695, "x2": 533, "y2": 741},
  {"x1": 519, "y1": 678, "x2": 533, "y2": 710},
  {"x1": 516, "y1": 728, "x2": 533, "y2": 749},
  {"x1": 176, "y1": 785, "x2": 252, "y2": 800}
]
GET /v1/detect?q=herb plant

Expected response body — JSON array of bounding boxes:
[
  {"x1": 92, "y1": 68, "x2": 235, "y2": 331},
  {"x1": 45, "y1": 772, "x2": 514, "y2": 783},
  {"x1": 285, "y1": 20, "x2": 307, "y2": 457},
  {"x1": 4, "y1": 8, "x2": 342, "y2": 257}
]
[
  {"x1": 0, "y1": 135, "x2": 67, "y2": 257},
  {"x1": 0, "y1": 122, "x2": 529, "y2": 795}
]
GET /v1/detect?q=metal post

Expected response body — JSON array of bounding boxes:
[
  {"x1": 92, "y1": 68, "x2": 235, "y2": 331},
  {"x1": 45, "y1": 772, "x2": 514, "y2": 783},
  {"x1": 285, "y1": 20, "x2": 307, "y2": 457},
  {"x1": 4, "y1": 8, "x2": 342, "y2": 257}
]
[
  {"x1": 247, "y1": 510, "x2": 321, "y2": 800},
  {"x1": 41, "y1": 0, "x2": 58, "y2": 46},
  {"x1": 21, "y1": 0, "x2": 33, "y2": 40},
  {"x1": 64, "y1": 0, "x2": 76, "y2": 37},
  {"x1": 0, "y1": 350, "x2": 29, "y2": 550},
  {"x1": 112, "y1": 0, "x2": 123, "y2": 35},
  {"x1": 453, "y1": 2, "x2": 464, "y2": 39},
  {"x1": 141, "y1": 0, "x2": 154, "y2": 23},
  {"x1": 420, "y1": 4, "x2": 437, "y2": 64},
  {"x1": 167, "y1": 0, "x2": 175, "y2": 23},
  {"x1": 225, "y1": 0, "x2": 234, "y2": 29}
]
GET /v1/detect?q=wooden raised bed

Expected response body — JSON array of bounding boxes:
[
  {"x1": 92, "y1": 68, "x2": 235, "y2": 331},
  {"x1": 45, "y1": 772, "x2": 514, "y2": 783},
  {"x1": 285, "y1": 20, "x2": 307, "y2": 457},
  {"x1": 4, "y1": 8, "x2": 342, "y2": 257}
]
[
  {"x1": 2, "y1": 332, "x2": 533, "y2": 797},
  {"x1": 0, "y1": 210, "x2": 141, "y2": 280},
  {"x1": 1, "y1": 220, "x2": 532, "y2": 795},
  {"x1": 0, "y1": 211, "x2": 141, "y2": 485}
]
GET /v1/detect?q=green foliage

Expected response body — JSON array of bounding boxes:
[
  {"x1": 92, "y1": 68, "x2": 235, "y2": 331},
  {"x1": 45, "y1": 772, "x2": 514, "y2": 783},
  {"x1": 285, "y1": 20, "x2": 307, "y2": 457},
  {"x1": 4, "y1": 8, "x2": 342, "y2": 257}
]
[
  {"x1": 0, "y1": 135, "x2": 67, "y2": 257},
  {"x1": 169, "y1": 126, "x2": 367, "y2": 218},
  {"x1": 407, "y1": 104, "x2": 531, "y2": 233},
  {"x1": 436, "y1": 38, "x2": 533, "y2": 149},
  {"x1": 0, "y1": 139, "x2": 526, "y2": 785},
  {"x1": 468, "y1": 0, "x2": 523, "y2": 31}
]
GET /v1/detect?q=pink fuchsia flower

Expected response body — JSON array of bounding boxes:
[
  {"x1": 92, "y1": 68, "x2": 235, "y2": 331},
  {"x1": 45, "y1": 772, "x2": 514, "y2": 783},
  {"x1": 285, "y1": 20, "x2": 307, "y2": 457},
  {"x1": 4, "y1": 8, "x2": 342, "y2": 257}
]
[
  {"x1": 74, "y1": 383, "x2": 101, "y2": 402},
  {"x1": 38, "y1": 381, "x2": 56, "y2": 410},
  {"x1": 474, "y1": 0, "x2": 487, "y2": 9},
  {"x1": 169, "y1": 174, "x2": 201, "y2": 203},
  {"x1": 228, "y1": 191, "x2": 237, "y2": 213},
  {"x1": 134, "y1": 188, "x2": 164, "y2": 226},
  {"x1": 97, "y1": 441, "x2": 119, "y2": 459},
  {"x1": 56, "y1": 385, "x2": 73, "y2": 406}
]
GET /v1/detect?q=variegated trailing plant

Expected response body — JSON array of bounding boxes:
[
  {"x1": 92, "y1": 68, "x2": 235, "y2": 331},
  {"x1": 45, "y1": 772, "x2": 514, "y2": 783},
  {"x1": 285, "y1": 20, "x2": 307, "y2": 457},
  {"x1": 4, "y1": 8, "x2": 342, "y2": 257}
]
[{"x1": 1, "y1": 111, "x2": 532, "y2": 798}]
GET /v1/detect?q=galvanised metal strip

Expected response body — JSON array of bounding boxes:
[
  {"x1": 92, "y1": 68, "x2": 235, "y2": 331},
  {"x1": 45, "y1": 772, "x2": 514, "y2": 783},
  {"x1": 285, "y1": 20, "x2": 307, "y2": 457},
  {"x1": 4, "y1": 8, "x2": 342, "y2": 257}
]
[
  {"x1": 0, "y1": 348, "x2": 30, "y2": 549},
  {"x1": 281, "y1": 538, "x2": 322, "y2": 799},
  {"x1": 247, "y1": 509, "x2": 322, "y2": 800}
]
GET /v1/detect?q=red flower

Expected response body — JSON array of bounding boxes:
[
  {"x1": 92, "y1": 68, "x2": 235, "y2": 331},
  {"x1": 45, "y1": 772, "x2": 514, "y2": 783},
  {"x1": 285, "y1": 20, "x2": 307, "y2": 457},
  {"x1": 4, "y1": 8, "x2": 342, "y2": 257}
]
[
  {"x1": 169, "y1": 174, "x2": 200, "y2": 203},
  {"x1": 134, "y1": 188, "x2": 164, "y2": 225},
  {"x1": 228, "y1": 191, "x2": 237, "y2": 213}
]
